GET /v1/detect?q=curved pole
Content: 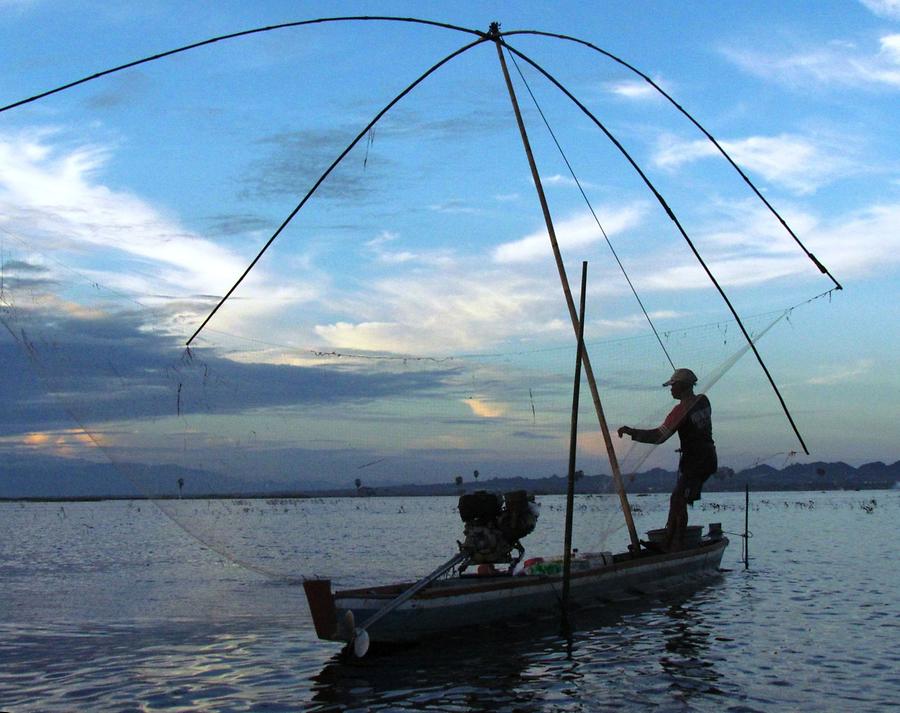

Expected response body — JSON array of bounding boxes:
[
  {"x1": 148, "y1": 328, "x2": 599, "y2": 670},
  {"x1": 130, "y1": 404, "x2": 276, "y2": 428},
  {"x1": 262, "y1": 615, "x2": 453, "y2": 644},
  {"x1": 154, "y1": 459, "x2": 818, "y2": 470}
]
[
  {"x1": 498, "y1": 38, "x2": 809, "y2": 456},
  {"x1": 491, "y1": 30, "x2": 642, "y2": 553},
  {"x1": 0, "y1": 16, "x2": 485, "y2": 114},
  {"x1": 502, "y1": 29, "x2": 842, "y2": 292},
  {"x1": 185, "y1": 35, "x2": 489, "y2": 345}
]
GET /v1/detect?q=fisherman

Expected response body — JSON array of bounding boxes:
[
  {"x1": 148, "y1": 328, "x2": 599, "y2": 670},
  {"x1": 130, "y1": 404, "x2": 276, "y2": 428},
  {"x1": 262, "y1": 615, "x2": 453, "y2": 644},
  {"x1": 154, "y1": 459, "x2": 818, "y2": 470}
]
[{"x1": 617, "y1": 368, "x2": 717, "y2": 551}]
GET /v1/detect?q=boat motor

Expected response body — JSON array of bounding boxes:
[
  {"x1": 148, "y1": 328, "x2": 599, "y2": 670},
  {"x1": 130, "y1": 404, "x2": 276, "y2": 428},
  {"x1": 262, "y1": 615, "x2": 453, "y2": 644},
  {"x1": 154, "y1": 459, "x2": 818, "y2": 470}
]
[{"x1": 457, "y1": 490, "x2": 540, "y2": 571}]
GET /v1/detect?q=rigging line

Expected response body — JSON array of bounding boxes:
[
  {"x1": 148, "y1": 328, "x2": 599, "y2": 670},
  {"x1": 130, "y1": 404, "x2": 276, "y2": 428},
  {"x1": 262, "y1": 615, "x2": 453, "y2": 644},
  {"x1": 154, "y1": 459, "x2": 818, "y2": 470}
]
[
  {"x1": 198, "y1": 287, "x2": 836, "y2": 362},
  {"x1": 502, "y1": 29, "x2": 842, "y2": 292},
  {"x1": 185, "y1": 35, "x2": 490, "y2": 347},
  {"x1": 505, "y1": 48, "x2": 675, "y2": 371},
  {"x1": 619, "y1": 309, "x2": 788, "y2": 479},
  {"x1": 0, "y1": 16, "x2": 485, "y2": 114},
  {"x1": 498, "y1": 38, "x2": 810, "y2": 455}
]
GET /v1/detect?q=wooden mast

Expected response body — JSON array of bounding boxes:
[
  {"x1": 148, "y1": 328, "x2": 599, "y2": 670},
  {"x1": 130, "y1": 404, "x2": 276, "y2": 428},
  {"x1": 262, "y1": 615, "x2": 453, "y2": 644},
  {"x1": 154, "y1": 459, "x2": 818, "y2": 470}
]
[{"x1": 490, "y1": 23, "x2": 641, "y2": 553}]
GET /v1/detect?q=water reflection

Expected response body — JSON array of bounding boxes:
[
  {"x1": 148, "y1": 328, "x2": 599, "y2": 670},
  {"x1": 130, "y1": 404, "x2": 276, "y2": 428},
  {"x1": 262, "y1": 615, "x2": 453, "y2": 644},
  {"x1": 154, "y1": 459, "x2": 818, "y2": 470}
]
[
  {"x1": 658, "y1": 602, "x2": 724, "y2": 702},
  {"x1": 308, "y1": 581, "x2": 726, "y2": 712}
]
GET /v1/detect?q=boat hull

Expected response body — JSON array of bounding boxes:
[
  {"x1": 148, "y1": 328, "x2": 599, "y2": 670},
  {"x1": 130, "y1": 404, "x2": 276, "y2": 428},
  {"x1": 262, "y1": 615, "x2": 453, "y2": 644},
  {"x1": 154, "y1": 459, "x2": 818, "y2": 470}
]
[{"x1": 304, "y1": 536, "x2": 728, "y2": 644}]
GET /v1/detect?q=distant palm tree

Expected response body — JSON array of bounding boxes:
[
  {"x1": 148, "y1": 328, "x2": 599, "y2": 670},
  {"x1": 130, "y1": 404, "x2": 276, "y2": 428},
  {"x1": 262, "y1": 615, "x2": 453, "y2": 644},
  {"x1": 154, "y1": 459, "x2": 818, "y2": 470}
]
[
  {"x1": 473, "y1": 469, "x2": 479, "y2": 481},
  {"x1": 355, "y1": 477, "x2": 362, "y2": 491}
]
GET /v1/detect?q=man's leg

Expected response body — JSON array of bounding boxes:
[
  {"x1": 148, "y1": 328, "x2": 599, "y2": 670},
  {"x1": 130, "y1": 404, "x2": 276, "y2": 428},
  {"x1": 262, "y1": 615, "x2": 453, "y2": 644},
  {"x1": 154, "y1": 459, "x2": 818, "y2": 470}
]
[{"x1": 665, "y1": 476, "x2": 688, "y2": 551}]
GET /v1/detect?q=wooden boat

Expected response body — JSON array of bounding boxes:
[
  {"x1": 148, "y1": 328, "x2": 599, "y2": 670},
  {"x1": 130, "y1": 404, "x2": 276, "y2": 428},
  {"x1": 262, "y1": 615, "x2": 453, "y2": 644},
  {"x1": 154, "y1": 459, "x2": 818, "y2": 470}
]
[{"x1": 304, "y1": 528, "x2": 728, "y2": 646}]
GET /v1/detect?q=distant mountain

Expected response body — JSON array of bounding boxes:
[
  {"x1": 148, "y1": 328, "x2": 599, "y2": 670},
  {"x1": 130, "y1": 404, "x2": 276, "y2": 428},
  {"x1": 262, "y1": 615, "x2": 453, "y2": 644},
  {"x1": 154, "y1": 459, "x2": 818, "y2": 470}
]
[
  {"x1": 0, "y1": 454, "x2": 280, "y2": 500},
  {"x1": 318, "y1": 461, "x2": 900, "y2": 498},
  {"x1": 2, "y1": 454, "x2": 898, "y2": 500}
]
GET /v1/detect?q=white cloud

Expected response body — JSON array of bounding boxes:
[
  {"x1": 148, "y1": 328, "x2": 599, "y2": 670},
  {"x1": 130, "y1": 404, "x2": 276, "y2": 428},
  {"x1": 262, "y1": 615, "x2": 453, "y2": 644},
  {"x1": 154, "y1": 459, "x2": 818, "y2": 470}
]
[
  {"x1": 463, "y1": 398, "x2": 507, "y2": 418},
  {"x1": 653, "y1": 133, "x2": 857, "y2": 194},
  {"x1": 639, "y1": 200, "x2": 900, "y2": 290},
  {"x1": 605, "y1": 77, "x2": 669, "y2": 100},
  {"x1": 541, "y1": 174, "x2": 599, "y2": 190},
  {"x1": 723, "y1": 33, "x2": 900, "y2": 89},
  {"x1": 364, "y1": 230, "x2": 417, "y2": 264},
  {"x1": 427, "y1": 200, "x2": 481, "y2": 214},
  {"x1": 492, "y1": 205, "x2": 646, "y2": 264},
  {"x1": 860, "y1": 0, "x2": 900, "y2": 20},
  {"x1": 806, "y1": 358, "x2": 874, "y2": 385},
  {"x1": 880, "y1": 33, "x2": 900, "y2": 62},
  {"x1": 0, "y1": 131, "x2": 313, "y2": 335},
  {"x1": 313, "y1": 268, "x2": 559, "y2": 354}
]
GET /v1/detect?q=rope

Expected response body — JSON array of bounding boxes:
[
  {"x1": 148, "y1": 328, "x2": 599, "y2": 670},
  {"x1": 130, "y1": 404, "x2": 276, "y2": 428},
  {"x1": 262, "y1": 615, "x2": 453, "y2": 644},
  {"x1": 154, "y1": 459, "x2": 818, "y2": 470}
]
[
  {"x1": 185, "y1": 35, "x2": 489, "y2": 345},
  {"x1": 505, "y1": 48, "x2": 675, "y2": 370},
  {"x1": 501, "y1": 29, "x2": 842, "y2": 292},
  {"x1": 498, "y1": 37, "x2": 810, "y2": 455}
]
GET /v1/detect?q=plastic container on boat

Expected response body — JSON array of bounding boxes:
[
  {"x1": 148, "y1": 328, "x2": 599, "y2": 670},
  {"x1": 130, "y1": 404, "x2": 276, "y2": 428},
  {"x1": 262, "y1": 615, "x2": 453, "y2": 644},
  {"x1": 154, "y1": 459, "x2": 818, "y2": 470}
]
[{"x1": 646, "y1": 526, "x2": 703, "y2": 547}]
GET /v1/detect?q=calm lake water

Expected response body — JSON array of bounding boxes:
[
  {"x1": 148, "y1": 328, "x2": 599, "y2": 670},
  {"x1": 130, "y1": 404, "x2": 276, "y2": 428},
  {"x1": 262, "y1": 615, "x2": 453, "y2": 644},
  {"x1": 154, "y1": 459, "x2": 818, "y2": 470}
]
[{"x1": 1, "y1": 490, "x2": 897, "y2": 712}]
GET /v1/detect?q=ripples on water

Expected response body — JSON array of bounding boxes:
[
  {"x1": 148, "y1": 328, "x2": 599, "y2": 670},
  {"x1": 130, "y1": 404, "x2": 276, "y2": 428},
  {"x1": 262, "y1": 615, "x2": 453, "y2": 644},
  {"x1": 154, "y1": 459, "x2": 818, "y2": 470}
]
[{"x1": 1, "y1": 491, "x2": 897, "y2": 711}]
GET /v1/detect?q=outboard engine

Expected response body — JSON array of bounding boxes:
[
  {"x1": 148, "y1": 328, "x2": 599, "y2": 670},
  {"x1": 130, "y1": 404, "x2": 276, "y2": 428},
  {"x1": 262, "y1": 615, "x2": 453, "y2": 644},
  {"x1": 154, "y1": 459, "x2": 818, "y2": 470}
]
[{"x1": 457, "y1": 490, "x2": 540, "y2": 571}]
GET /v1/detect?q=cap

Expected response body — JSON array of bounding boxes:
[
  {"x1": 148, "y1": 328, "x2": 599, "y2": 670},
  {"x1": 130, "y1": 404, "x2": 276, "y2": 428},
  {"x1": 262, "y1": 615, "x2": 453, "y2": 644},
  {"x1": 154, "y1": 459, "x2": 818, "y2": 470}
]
[{"x1": 663, "y1": 368, "x2": 698, "y2": 387}]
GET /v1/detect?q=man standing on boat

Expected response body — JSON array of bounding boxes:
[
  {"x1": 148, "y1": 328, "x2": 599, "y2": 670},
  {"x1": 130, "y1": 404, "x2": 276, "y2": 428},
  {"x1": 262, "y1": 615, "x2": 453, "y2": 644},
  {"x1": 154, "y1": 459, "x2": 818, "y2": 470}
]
[{"x1": 616, "y1": 368, "x2": 717, "y2": 551}]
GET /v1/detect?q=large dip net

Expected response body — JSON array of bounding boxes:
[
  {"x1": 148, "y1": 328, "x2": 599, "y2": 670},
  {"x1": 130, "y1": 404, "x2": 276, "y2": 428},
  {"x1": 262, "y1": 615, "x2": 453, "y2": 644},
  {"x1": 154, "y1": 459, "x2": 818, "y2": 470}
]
[{"x1": 0, "y1": 20, "x2": 840, "y2": 581}]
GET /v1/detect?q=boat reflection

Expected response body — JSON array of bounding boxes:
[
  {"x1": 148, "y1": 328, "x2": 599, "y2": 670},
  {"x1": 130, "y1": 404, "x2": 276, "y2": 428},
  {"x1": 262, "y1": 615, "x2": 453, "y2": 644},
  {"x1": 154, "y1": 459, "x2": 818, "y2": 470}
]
[{"x1": 307, "y1": 578, "x2": 727, "y2": 712}]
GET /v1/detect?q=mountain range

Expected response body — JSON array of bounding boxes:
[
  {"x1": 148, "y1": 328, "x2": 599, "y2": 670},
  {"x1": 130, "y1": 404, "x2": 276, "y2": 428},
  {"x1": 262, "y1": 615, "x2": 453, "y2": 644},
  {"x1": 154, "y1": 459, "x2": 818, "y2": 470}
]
[{"x1": 1, "y1": 453, "x2": 897, "y2": 500}]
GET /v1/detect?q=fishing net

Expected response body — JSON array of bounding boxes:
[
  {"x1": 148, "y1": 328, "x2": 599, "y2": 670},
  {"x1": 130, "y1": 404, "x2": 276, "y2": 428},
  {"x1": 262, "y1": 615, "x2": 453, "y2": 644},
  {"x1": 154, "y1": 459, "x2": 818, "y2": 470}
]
[{"x1": 0, "y1": 25, "x2": 839, "y2": 580}]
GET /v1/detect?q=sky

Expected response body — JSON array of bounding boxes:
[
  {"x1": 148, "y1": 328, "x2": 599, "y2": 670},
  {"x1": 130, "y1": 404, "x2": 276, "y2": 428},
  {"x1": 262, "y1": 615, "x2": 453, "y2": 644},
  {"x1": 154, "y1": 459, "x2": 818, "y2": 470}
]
[{"x1": 1, "y1": 0, "x2": 899, "y2": 495}]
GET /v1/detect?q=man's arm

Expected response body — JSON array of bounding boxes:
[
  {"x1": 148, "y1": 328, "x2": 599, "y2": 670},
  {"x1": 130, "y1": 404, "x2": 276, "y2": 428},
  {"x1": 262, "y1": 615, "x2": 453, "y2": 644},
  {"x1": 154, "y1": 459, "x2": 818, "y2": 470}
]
[
  {"x1": 617, "y1": 425, "x2": 670, "y2": 444},
  {"x1": 617, "y1": 403, "x2": 684, "y2": 444}
]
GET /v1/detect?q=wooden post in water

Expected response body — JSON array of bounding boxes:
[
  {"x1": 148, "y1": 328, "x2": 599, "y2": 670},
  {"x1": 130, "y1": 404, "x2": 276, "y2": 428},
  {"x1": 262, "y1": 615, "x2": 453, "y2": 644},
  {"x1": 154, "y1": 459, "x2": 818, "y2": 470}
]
[
  {"x1": 744, "y1": 483, "x2": 750, "y2": 570},
  {"x1": 491, "y1": 25, "x2": 641, "y2": 553},
  {"x1": 562, "y1": 261, "x2": 588, "y2": 619}
]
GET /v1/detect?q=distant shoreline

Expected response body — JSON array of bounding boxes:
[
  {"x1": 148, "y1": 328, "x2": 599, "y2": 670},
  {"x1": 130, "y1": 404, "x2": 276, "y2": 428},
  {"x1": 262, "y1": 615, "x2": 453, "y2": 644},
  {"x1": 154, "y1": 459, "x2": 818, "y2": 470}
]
[
  {"x1": 4, "y1": 460, "x2": 896, "y2": 502},
  {"x1": 2, "y1": 484, "x2": 895, "y2": 504}
]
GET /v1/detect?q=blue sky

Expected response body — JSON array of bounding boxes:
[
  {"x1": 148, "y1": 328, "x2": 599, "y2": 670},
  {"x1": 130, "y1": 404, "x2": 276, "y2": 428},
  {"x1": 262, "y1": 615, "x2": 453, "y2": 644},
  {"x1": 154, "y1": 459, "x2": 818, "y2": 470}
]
[{"x1": 1, "y1": 1, "x2": 899, "y2": 492}]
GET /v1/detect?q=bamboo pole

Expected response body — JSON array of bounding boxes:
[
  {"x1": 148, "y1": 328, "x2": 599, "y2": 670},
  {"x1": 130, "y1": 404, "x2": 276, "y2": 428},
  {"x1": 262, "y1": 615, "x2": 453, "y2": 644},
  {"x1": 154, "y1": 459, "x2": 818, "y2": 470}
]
[
  {"x1": 492, "y1": 28, "x2": 641, "y2": 553},
  {"x1": 562, "y1": 261, "x2": 588, "y2": 616}
]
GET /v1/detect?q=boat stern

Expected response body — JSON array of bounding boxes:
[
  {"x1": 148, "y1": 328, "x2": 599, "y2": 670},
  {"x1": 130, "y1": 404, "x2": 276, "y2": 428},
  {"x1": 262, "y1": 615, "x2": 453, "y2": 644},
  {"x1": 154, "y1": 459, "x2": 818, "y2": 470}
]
[{"x1": 303, "y1": 578, "x2": 351, "y2": 642}]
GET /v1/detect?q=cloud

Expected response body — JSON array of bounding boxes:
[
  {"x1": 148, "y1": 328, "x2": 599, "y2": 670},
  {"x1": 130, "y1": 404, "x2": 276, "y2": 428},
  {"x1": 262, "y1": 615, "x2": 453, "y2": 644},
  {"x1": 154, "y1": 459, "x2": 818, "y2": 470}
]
[
  {"x1": 14, "y1": 429, "x2": 103, "y2": 459},
  {"x1": 492, "y1": 205, "x2": 646, "y2": 263},
  {"x1": 806, "y1": 358, "x2": 874, "y2": 385},
  {"x1": 462, "y1": 398, "x2": 507, "y2": 418},
  {"x1": 722, "y1": 33, "x2": 900, "y2": 89},
  {"x1": 242, "y1": 128, "x2": 389, "y2": 202},
  {"x1": 364, "y1": 230, "x2": 417, "y2": 264},
  {"x1": 605, "y1": 77, "x2": 669, "y2": 100},
  {"x1": 653, "y1": 133, "x2": 858, "y2": 194},
  {"x1": 638, "y1": 199, "x2": 900, "y2": 290},
  {"x1": 428, "y1": 199, "x2": 481, "y2": 214},
  {"x1": 541, "y1": 174, "x2": 601, "y2": 190},
  {"x1": 312, "y1": 264, "x2": 565, "y2": 355},
  {"x1": 0, "y1": 304, "x2": 454, "y2": 437},
  {"x1": 0, "y1": 130, "x2": 316, "y2": 336},
  {"x1": 860, "y1": 0, "x2": 900, "y2": 20}
]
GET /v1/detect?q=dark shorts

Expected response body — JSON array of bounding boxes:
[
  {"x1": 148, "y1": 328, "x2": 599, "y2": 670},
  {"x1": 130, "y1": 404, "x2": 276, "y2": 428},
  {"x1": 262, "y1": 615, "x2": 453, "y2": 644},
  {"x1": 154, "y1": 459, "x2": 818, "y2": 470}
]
[{"x1": 679, "y1": 449, "x2": 717, "y2": 504}]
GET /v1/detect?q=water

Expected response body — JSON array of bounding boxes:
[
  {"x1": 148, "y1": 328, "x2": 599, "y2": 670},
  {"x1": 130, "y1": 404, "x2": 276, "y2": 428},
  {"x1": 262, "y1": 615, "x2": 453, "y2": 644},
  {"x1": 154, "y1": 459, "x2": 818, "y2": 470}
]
[{"x1": 1, "y1": 491, "x2": 897, "y2": 711}]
